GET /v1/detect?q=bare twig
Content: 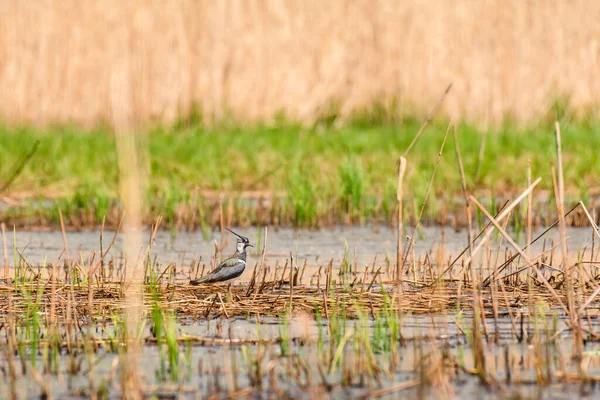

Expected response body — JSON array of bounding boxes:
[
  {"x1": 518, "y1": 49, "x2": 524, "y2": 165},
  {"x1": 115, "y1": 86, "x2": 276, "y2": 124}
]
[{"x1": 402, "y1": 84, "x2": 452, "y2": 157}]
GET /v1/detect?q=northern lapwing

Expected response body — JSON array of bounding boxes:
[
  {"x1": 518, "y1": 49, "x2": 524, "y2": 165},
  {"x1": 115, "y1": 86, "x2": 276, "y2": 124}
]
[{"x1": 190, "y1": 228, "x2": 254, "y2": 285}]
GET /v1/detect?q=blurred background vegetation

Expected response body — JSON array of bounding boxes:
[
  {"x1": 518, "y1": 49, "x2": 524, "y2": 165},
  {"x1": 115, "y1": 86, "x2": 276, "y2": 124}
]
[{"x1": 0, "y1": 1, "x2": 599, "y2": 229}]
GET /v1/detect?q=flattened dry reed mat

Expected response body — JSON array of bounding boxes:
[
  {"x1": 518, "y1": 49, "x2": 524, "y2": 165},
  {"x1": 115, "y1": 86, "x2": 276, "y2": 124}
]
[{"x1": 0, "y1": 279, "x2": 592, "y2": 321}]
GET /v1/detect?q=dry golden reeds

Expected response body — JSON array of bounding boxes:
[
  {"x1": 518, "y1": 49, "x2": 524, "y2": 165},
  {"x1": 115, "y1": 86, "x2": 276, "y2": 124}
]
[{"x1": 1, "y1": 1, "x2": 599, "y2": 126}]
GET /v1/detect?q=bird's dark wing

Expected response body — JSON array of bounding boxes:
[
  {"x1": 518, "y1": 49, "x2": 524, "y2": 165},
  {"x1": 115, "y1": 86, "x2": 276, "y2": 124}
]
[
  {"x1": 215, "y1": 256, "x2": 243, "y2": 272},
  {"x1": 190, "y1": 255, "x2": 246, "y2": 285}
]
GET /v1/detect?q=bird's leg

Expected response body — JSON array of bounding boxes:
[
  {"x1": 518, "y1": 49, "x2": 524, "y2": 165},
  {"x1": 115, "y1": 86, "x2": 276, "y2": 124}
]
[{"x1": 227, "y1": 282, "x2": 232, "y2": 300}]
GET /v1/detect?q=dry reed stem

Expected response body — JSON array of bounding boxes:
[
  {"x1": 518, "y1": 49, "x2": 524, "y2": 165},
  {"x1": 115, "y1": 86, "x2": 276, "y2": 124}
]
[
  {"x1": 452, "y1": 126, "x2": 472, "y2": 250},
  {"x1": 404, "y1": 123, "x2": 450, "y2": 268},
  {"x1": 488, "y1": 239, "x2": 564, "y2": 284},
  {"x1": 481, "y1": 204, "x2": 579, "y2": 287},
  {"x1": 435, "y1": 201, "x2": 510, "y2": 283},
  {"x1": 578, "y1": 201, "x2": 600, "y2": 312},
  {"x1": 1, "y1": 223, "x2": 7, "y2": 279},
  {"x1": 527, "y1": 160, "x2": 534, "y2": 327},
  {"x1": 527, "y1": 161, "x2": 533, "y2": 261},
  {"x1": 5, "y1": 278, "x2": 16, "y2": 400},
  {"x1": 462, "y1": 178, "x2": 541, "y2": 268},
  {"x1": 58, "y1": 207, "x2": 69, "y2": 257},
  {"x1": 250, "y1": 226, "x2": 268, "y2": 297},
  {"x1": 112, "y1": 52, "x2": 144, "y2": 399},
  {"x1": 469, "y1": 196, "x2": 569, "y2": 314},
  {"x1": 30, "y1": 366, "x2": 53, "y2": 400},
  {"x1": 452, "y1": 124, "x2": 474, "y2": 314},
  {"x1": 396, "y1": 156, "x2": 407, "y2": 281},
  {"x1": 403, "y1": 84, "x2": 452, "y2": 157},
  {"x1": 359, "y1": 379, "x2": 419, "y2": 398},
  {"x1": 555, "y1": 123, "x2": 572, "y2": 288},
  {"x1": 554, "y1": 121, "x2": 582, "y2": 358},
  {"x1": 452, "y1": 123, "x2": 488, "y2": 383},
  {"x1": 289, "y1": 252, "x2": 295, "y2": 309},
  {"x1": 219, "y1": 194, "x2": 225, "y2": 256}
]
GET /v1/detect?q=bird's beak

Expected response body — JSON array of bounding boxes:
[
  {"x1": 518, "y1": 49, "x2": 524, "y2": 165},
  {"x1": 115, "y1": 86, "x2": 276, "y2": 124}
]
[{"x1": 247, "y1": 243, "x2": 254, "y2": 248}]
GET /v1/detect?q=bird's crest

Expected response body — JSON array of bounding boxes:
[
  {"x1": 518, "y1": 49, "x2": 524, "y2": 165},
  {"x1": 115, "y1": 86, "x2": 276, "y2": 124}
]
[{"x1": 226, "y1": 228, "x2": 254, "y2": 253}]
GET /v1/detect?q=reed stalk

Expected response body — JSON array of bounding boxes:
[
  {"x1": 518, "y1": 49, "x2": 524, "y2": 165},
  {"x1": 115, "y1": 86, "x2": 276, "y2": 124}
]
[{"x1": 112, "y1": 54, "x2": 145, "y2": 399}]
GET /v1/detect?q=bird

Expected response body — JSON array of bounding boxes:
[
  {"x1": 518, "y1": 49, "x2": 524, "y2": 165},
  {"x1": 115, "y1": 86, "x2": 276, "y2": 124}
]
[{"x1": 190, "y1": 228, "x2": 254, "y2": 285}]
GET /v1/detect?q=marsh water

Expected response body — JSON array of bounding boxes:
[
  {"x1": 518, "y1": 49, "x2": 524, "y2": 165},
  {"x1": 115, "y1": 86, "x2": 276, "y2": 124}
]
[
  {"x1": 8, "y1": 313, "x2": 600, "y2": 399},
  {"x1": 4, "y1": 226, "x2": 600, "y2": 398},
  {"x1": 8, "y1": 225, "x2": 597, "y2": 281}
]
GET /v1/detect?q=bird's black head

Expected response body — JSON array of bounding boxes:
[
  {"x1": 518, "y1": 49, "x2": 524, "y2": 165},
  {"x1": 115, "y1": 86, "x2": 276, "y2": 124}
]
[{"x1": 226, "y1": 228, "x2": 254, "y2": 252}]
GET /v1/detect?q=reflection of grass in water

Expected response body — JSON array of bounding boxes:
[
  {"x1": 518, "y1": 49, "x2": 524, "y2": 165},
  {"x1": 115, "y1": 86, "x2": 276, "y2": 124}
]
[{"x1": 278, "y1": 310, "x2": 290, "y2": 357}]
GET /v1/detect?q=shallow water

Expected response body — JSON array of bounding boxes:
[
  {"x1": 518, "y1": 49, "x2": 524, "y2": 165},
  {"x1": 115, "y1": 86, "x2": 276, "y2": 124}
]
[
  {"x1": 5, "y1": 313, "x2": 600, "y2": 399},
  {"x1": 3, "y1": 226, "x2": 600, "y2": 398},
  {"x1": 8, "y1": 225, "x2": 598, "y2": 282}
]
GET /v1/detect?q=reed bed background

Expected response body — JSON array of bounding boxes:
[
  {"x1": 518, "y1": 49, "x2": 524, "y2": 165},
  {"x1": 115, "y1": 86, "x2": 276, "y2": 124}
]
[{"x1": 1, "y1": 0, "x2": 599, "y2": 126}]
